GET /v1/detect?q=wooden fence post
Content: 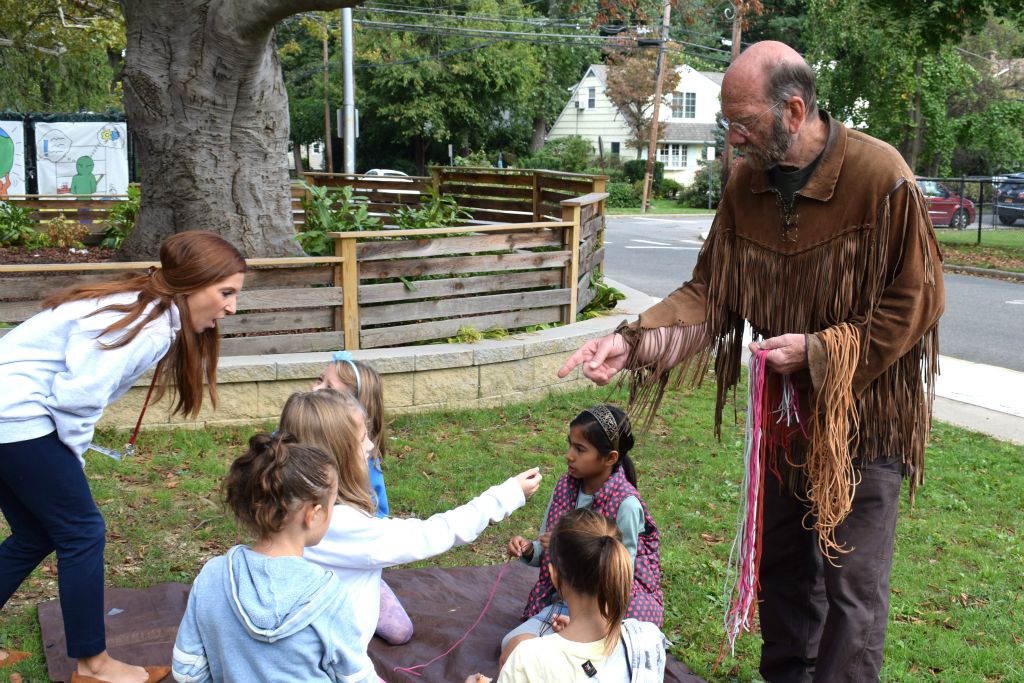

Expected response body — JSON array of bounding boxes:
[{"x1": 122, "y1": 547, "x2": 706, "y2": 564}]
[
  {"x1": 561, "y1": 203, "x2": 581, "y2": 324},
  {"x1": 337, "y1": 234, "x2": 360, "y2": 350},
  {"x1": 430, "y1": 167, "x2": 443, "y2": 196},
  {"x1": 532, "y1": 172, "x2": 542, "y2": 222}
]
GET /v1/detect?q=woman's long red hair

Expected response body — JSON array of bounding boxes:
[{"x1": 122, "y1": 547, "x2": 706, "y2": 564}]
[{"x1": 41, "y1": 230, "x2": 246, "y2": 417}]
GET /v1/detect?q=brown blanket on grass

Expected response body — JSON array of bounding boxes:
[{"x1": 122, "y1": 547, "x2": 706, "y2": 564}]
[{"x1": 38, "y1": 563, "x2": 704, "y2": 682}]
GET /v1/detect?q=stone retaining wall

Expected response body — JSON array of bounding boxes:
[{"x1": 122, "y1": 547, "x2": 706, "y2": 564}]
[{"x1": 98, "y1": 283, "x2": 656, "y2": 432}]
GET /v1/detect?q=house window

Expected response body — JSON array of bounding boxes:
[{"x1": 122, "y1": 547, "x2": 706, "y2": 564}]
[
  {"x1": 588, "y1": 87, "x2": 596, "y2": 109},
  {"x1": 610, "y1": 141, "x2": 620, "y2": 156},
  {"x1": 671, "y1": 93, "x2": 684, "y2": 118},
  {"x1": 656, "y1": 144, "x2": 687, "y2": 169},
  {"x1": 684, "y1": 92, "x2": 696, "y2": 118}
]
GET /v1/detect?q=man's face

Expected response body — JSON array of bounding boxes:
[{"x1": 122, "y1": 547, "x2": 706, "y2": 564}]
[{"x1": 723, "y1": 99, "x2": 792, "y2": 170}]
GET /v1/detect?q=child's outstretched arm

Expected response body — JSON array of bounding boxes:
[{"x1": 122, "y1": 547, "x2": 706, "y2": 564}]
[{"x1": 307, "y1": 468, "x2": 542, "y2": 570}]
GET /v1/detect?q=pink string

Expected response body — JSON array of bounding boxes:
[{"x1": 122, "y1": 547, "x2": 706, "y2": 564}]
[{"x1": 393, "y1": 561, "x2": 511, "y2": 678}]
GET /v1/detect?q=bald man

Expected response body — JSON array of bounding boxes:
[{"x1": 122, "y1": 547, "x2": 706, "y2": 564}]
[{"x1": 559, "y1": 41, "x2": 943, "y2": 682}]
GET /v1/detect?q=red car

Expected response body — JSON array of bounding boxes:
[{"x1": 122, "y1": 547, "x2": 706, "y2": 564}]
[{"x1": 916, "y1": 178, "x2": 975, "y2": 230}]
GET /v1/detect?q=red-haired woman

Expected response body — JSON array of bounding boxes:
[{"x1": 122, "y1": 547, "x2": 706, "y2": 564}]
[{"x1": 0, "y1": 230, "x2": 246, "y2": 683}]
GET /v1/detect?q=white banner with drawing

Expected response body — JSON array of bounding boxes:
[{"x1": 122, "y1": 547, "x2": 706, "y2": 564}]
[
  {"x1": 34, "y1": 121, "x2": 129, "y2": 196},
  {"x1": 0, "y1": 120, "x2": 27, "y2": 198}
]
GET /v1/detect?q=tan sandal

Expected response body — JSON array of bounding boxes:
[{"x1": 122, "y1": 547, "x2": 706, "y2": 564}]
[
  {"x1": 0, "y1": 651, "x2": 30, "y2": 670},
  {"x1": 70, "y1": 666, "x2": 171, "y2": 683}
]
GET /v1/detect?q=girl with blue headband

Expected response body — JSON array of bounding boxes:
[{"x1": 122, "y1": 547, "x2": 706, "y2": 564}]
[{"x1": 312, "y1": 351, "x2": 408, "y2": 644}]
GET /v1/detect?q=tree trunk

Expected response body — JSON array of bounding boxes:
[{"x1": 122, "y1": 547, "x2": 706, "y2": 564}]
[
  {"x1": 530, "y1": 116, "x2": 546, "y2": 153},
  {"x1": 119, "y1": 0, "x2": 359, "y2": 259}
]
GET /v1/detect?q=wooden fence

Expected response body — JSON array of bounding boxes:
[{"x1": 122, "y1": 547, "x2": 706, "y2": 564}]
[
  {"x1": 301, "y1": 167, "x2": 607, "y2": 225},
  {"x1": 0, "y1": 191, "x2": 607, "y2": 355}
]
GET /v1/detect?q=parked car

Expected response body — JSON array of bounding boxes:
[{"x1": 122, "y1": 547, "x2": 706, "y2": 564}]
[
  {"x1": 364, "y1": 168, "x2": 409, "y2": 177},
  {"x1": 916, "y1": 178, "x2": 975, "y2": 230},
  {"x1": 362, "y1": 168, "x2": 419, "y2": 196},
  {"x1": 995, "y1": 172, "x2": 1024, "y2": 226}
]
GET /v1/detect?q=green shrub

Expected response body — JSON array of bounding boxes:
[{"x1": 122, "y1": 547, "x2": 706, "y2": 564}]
[
  {"x1": 521, "y1": 136, "x2": 594, "y2": 173},
  {"x1": 678, "y1": 159, "x2": 722, "y2": 208},
  {"x1": 297, "y1": 183, "x2": 382, "y2": 256},
  {"x1": 0, "y1": 200, "x2": 41, "y2": 248},
  {"x1": 578, "y1": 272, "x2": 625, "y2": 320},
  {"x1": 101, "y1": 185, "x2": 140, "y2": 249},
  {"x1": 657, "y1": 178, "x2": 682, "y2": 200},
  {"x1": 606, "y1": 181, "x2": 640, "y2": 208},
  {"x1": 393, "y1": 187, "x2": 472, "y2": 231},
  {"x1": 622, "y1": 159, "x2": 664, "y2": 187},
  {"x1": 44, "y1": 213, "x2": 90, "y2": 248},
  {"x1": 452, "y1": 150, "x2": 493, "y2": 168}
]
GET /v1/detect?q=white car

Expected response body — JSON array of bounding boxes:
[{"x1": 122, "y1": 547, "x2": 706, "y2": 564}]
[
  {"x1": 364, "y1": 168, "x2": 409, "y2": 178},
  {"x1": 362, "y1": 168, "x2": 418, "y2": 196}
]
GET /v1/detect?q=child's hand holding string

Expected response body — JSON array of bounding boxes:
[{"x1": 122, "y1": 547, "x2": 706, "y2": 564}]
[
  {"x1": 538, "y1": 532, "x2": 551, "y2": 552},
  {"x1": 550, "y1": 614, "x2": 570, "y2": 633},
  {"x1": 514, "y1": 467, "x2": 542, "y2": 498},
  {"x1": 508, "y1": 535, "x2": 534, "y2": 560}
]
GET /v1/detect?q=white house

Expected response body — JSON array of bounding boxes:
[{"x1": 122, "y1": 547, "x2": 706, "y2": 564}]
[{"x1": 546, "y1": 64, "x2": 723, "y2": 185}]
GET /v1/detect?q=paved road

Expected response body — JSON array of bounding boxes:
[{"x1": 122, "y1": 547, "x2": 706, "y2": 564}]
[{"x1": 602, "y1": 215, "x2": 1024, "y2": 372}]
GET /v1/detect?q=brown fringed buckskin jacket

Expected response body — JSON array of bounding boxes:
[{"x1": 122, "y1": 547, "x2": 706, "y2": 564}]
[{"x1": 622, "y1": 113, "x2": 944, "y2": 496}]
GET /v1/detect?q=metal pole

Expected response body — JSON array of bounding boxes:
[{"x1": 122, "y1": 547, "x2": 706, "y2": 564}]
[
  {"x1": 641, "y1": 0, "x2": 671, "y2": 213},
  {"x1": 341, "y1": 8, "x2": 356, "y2": 174},
  {"x1": 321, "y1": 35, "x2": 333, "y2": 173}
]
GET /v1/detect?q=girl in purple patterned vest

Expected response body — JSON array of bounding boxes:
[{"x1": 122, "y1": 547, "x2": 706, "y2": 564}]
[{"x1": 499, "y1": 405, "x2": 663, "y2": 666}]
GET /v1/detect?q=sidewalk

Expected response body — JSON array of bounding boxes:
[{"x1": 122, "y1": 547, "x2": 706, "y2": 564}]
[{"x1": 610, "y1": 279, "x2": 1024, "y2": 445}]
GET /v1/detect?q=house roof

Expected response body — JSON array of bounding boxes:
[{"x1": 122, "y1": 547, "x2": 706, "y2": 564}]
[
  {"x1": 660, "y1": 122, "x2": 717, "y2": 143},
  {"x1": 699, "y1": 71, "x2": 724, "y2": 85}
]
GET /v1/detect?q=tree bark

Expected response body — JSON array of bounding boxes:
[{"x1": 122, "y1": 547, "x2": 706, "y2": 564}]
[
  {"x1": 119, "y1": 0, "x2": 360, "y2": 259},
  {"x1": 530, "y1": 116, "x2": 546, "y2": 153}
]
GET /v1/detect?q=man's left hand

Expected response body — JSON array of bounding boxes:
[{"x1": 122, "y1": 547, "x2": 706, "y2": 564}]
[{"x1": 748, "y1": 333, "x2": 806, "y2": 375}]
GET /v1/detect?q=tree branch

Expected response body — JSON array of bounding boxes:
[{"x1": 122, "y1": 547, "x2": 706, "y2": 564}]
[{"x1": 238, "y1": 0, "x2": 364, "y2": 38}]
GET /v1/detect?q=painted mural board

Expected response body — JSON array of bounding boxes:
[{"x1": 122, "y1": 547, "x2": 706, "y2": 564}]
[
  {"x1": 0, "y1": 121, "x2": 27, "y2": 198},
  {"x1": 34, "y1": 121, "x2": 128, "y2": 196}
]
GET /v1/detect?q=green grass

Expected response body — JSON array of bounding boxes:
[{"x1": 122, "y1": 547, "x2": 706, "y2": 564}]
[
  {"x1": 2, "y1": 381, "x2": 1022, "y2": 681},
  {"x1": 607, "y1": 199, "x2": 714, "y2": 216},
  {"x1": 933, "y1": 228, "x2": 1024, "y2": 273}
]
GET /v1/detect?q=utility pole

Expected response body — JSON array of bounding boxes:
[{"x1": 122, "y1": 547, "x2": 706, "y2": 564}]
[
  {"x1": 641, "y1": 0, "x2": 672, "y2": 213},
  {"x1": 321, "y1": 33, "x2": 333, "y2": 173},
  {"x1": 341, "y1": 7, "x2": 356, "y2": 174},
  {"x1": 722, "y1": 1, "x2": 742, "y2": 181}
]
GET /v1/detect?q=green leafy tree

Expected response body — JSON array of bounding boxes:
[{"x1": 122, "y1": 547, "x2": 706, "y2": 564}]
[{"x1": 0, "y1": 0, "x2": 125, "y2": 112}]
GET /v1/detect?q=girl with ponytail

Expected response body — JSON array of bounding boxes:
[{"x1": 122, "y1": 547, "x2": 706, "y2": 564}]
[
  {"x1": 172, "y1": 432, "x2": 375, "y2": 683},
  {"x1": 487, "y1": 509, "x2": 667, "y2": 682},
  {"x1": 0, "y1": 230, "x2": 245, "y2": 683},
  {"x1": 501, "y1": 405, "x2": 664, "y2": 667}
]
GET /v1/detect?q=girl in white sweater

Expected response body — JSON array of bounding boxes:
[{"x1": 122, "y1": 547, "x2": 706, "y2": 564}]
[{"x1": 278, "y1": 390, "x2": 542, "y2": 679}]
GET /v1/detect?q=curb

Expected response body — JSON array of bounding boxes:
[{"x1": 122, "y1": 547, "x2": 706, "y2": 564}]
[{"x1": 942, "y1": 263, "x2": 1024, "y2": 282}]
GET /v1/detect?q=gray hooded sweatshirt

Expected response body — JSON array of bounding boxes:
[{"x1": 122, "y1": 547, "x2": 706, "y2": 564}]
[{"x1": 172, "y1": 545, "x2": 375, "y2": 683}]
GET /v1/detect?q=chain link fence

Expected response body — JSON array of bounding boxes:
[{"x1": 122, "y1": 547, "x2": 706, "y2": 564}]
[{"x1": 916, "y1": 175, "x2": 1024, "y2": 242}]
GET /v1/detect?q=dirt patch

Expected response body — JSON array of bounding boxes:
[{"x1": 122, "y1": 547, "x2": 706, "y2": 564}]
[{"x1": 0, "y1": 246, "x2": 118, "y2": 265}]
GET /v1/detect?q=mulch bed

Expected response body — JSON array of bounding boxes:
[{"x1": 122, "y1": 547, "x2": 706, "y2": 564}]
[{"x1": 0, "y1": 246, "x2": 118, "y2": 265}]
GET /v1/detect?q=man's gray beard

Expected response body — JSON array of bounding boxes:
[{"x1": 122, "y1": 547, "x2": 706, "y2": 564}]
[{"x1": 741, "y1": 113, "x2": 792, "y2": 170}]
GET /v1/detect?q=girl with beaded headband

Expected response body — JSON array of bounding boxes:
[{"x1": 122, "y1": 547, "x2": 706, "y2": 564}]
[{"x1": 500, "y1": 405, "x2": 664, "y2": 667}]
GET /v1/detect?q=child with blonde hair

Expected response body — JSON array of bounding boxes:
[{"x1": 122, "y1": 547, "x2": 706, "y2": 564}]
[
  {"x1": 312, "y1": 351, "x2": 411, "y2": 643},
  {"x1": 172, "y1": 432, "x2": 374, "y2": 683},
  {"x1": 280, "y1": 390, "x2": 542, "y2": 677}
]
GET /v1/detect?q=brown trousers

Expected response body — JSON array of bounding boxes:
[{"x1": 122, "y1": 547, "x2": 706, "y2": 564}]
[{"x1": 757, "y1": 456, "x2": 903, "y2": 683}]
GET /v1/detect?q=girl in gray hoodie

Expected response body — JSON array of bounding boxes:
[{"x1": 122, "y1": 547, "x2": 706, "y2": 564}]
[{"x1": 172, "y1": 432, "x2": 374, "y2": 683}]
